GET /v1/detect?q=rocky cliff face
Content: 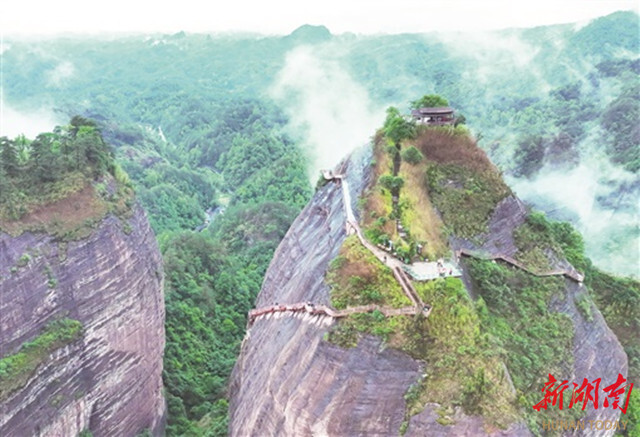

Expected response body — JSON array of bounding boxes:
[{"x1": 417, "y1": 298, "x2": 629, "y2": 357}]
[
  {"x1": 451, "y1": 195, "x2": 628, "y2": 433},
  {"x1": 230, "y1": 147, "x2": 427, "y2": 436},
  {"x1": 0, "y1": 206, "x2": 165, "y2": 437},
  {"x1": 229, "y1": 146, "x2": 627, "y2": 436}
]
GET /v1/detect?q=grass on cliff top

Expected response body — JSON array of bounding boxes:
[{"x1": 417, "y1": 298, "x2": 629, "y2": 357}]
[
  {"x1": 0, "y1": 168, "x2": 135, "y2": 240},
  {"x1": 360, "y1": 131, "x2": 396, "y2": 240},
  {"x1": 398, "y1": 163, "x2": 448, "y2": 260},
  {"x1": 416, "y1": 129, "x2": 511, "y2": 239},
  {"x1": 324, "y1": 235, "x2": 413, "y2": 349},
  {"x1": 326, "y1": 235, "x2": 411, "y2": 310},
  {"x1": 0, "y1": 318, "x2": 83, "y2": 401},
  {"x1": 400, "y1": 277, "x2": 519, "y2": 431},
  {"x1": 360, "y1": 131, "x2": 449, "y2": 260},
  {"x1": 466, "y1": 258, "x2": 583, "y2": 436}
]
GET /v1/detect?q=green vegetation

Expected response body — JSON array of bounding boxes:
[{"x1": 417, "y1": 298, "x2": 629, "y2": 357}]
[
  {"x1": 587, "y1": 270, "x2": 640, "y2": 384},
  {"x1": 625, "y1": 389, "x2": 640, "y2": 437},
  {"x1": 148, "y1": 100, "x2": 311, "y2": 435},
  {"x1": 467, "y1": 259, "x2": 584, "y2": 435},
  {"x1": 326, "y1": 236, "x2": 411, "y2": 310},
  {"x1": 403, "y1": 278, "x2": 519, "y2": 429},
  {"x1": 1, "y1": 96, "x2": 310, "y2": 435},
  {"x1": 324, "y1": 235, "x2": 413, "y2": 348},
  {"x1": 362, "y1": 100, "x2": 469, "y2": 261},
  {"x1": 17, "y1": 254, "x2": 31, "y2": 267},
  {"x1": 325, "y1": 311, "x2": 402, "y2": 349},
  {"x1": 514, "y1": 136, "x2": 546, "y2": 178},
  {"x1": 513, "y1": 212, "x2": 561, "y2": 271},
  {"x1": 413, "y1": 126, "x2": 511, "y2": 239},
  {"x1": 2, "y1": 14, "x2": 638, "y2": 434},
  {"x1": 411, "y1": 94, "x2": 449, "y2": 109},
  {"x1": 162, "y1": 202, "x2": 303, "y2": 435},
  {"x1": 401, "y1": 146, "x2": 423, "y2": 164},
  {"x1": 378, "y1": 174, "x2": 405, "y2": 193},
  {"x1": 425, "y1": 161, "x2": 510, "y2": 238},
  {"x1": 601, "y1": 85, "x2": 640, "y2": 172},
  {"x1": 575, "y1": 294, "x2": 593, "y2": 322},
  {"x1": 514, "y1": 211, "x2": 640, "y2": 387},
  {"x1": 0, "y1": 117, "x2": 134, "y2": 239},
  {"x1": 382, "y1": 106, "x2": 417, "y2": 218},
  {"x1": 0, "y1": 318, "x2": 83, "y2": 401}
]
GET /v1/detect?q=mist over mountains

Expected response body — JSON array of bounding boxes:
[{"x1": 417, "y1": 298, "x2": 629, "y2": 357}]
[{"x1": 2, "y1": 11, "x2": 638, "y2": 276}]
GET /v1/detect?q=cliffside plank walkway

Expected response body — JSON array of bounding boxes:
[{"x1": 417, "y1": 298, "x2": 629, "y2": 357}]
[
  {"x1": 456, "y1": 249, "x2": 584, "y2": 283},
  {"x1": 248, "y1": 170, "x2": 431, "y2": 328},
  {"x1": 248, "y1": 169, "x2": 584, "y2": 328},
  {"x1": 248, "y1": 302, "x2": 419, "y2": 327}
]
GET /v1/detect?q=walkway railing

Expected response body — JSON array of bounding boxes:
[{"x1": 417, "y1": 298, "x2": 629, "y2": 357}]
[{"x1": 456, "y1": 249, "x2": 584, "y2": 282}]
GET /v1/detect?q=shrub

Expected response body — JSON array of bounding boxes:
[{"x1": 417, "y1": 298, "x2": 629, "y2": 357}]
[
  {"x1": 17, "y1": 254, "x2": 31, "y2": 267},
  {"x1": 379, "y1": 174, "x2": 405, "y2": 192},
  {"x1": 575, "y1": 294, "x2": 593, "y2": 322},
  {"x1": 401, "y1": 146, "x2": 423, "y2": 164},
  {"x1": 0, "y1": 318, "x2": 83, "y2": 400}
]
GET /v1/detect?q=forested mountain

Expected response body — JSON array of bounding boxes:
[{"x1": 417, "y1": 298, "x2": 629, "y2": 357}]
[
  {"x1": 0, "y1": 121, "x2": 166, "y2": 436},
  {"x1": 1, "y1": 10, "x2": 638, "y2": 436}
]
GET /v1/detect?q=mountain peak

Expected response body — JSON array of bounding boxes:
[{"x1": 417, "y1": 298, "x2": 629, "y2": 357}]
[{"x1": 287, "y1": 24, "x2": 331, "y2": 43}]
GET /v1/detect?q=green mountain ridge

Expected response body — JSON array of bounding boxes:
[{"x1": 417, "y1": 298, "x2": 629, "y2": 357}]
[{"x1": 1, "y1": 10, "x2": 638, "y2": 435}]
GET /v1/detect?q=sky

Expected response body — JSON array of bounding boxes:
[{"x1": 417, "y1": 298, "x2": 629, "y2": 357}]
[{"x1": 1, "y1": 0, "x2": 638, "y2": 36}]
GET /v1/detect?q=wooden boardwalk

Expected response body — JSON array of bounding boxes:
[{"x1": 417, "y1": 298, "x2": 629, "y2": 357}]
[
  {"x1": 456, "y1": 249, "x2": 584, "y2": 282},
  {"x1": 247, "y1": 302, "x2": 424, "y2": 327},
  {"x1": 247, "y1": 171, "x2": 431, "y2": 328},
  {"x1": 247, "y1": 170, "x2": 583, "y2": 329}
]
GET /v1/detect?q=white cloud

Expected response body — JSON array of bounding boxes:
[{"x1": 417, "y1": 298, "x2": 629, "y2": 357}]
[
  {"x1": 270, "y1": 46, "x2": 385, "y2": 181},
  {"x1": 509, "y1": 156, "x2": 640, "y2": 277},
  {"x1": 0, "y1": 0, "x2": 637, "y2": 36},
  {"x1": 0, "y1": 100, "x2": 60, "y2": 139},
  {"x1": 46, "y1": 61, "x2": 75, "y2": 87}
]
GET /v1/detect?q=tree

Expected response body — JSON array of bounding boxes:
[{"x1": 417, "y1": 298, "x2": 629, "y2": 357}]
[
  {"x1": 379, "y1": 174, "x2": 405, "y2": 192},
  {"x1": 14, "y1": 134, "x2": 30, "y2": 164},
  {"x1": 69, "y1": 115, "x2": 97, "y2": 139},
  {"x1": 411, "y1": 94, "x2": 449, "y2": 109},
  {"x1": 383, "y1": 107, "x2": 416, "y2": 216},
  {"x1": 0, "y1": 137, "x2": 20, "y2": 177},
  {"x1": 401, "y1": 146, "x2": 423, "y2": 164},
  {"x1": 514, "y1": 135, "x2": 546, "y2": 178},
  {"x1": 30, "y1": 133, "x2": 61, "y2": 182},
  {"x1": 0, "y1": 166, "x2": 10, "y2": 203},
  {"x1": 384, "y1": 107, "x2": 416, "y2": 149}
]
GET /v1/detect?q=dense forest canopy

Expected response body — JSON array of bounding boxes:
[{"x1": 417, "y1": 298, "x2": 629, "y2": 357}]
[
  {"x1": 3, "y1": 11, "x2": 638, "y2": 275},
  {"x1": 1, "y1": 10, "x2": 638, "y2": 436}
]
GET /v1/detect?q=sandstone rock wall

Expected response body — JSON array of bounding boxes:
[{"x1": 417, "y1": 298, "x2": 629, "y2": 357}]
[
  {"x1": 229, "y1": 147, "x2": 627, "y2": 437},
  {"x1": 0, "y1": 206, "x2": 165, "y2": 437}
]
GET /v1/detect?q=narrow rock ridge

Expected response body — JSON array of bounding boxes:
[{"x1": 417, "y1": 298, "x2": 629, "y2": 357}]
[
  {"x1": 0, "y1": 206, "x2": 166, "y2": 437},
  {"x1": 230, "y1": 147, "x2": 427, "y2": 436},
  {"x1": 230, "y1": 147, "x2": 627, "y2": 437}
]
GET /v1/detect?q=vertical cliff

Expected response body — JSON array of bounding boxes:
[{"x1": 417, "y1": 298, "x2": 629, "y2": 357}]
[
  {"x1": 229, "y1": 128, "x2": 629, "y2": 436},
  {"x1": 229, "y1": 147, "x2": 430, "y2": 436},
  {"x1": 0, "y1": 205, "x2": 165, "y2": 436}
]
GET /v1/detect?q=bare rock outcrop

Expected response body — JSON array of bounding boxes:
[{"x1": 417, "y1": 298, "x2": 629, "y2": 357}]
[{"x1": 0, "y1": 206, "x2": 165, "y2": 436}]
